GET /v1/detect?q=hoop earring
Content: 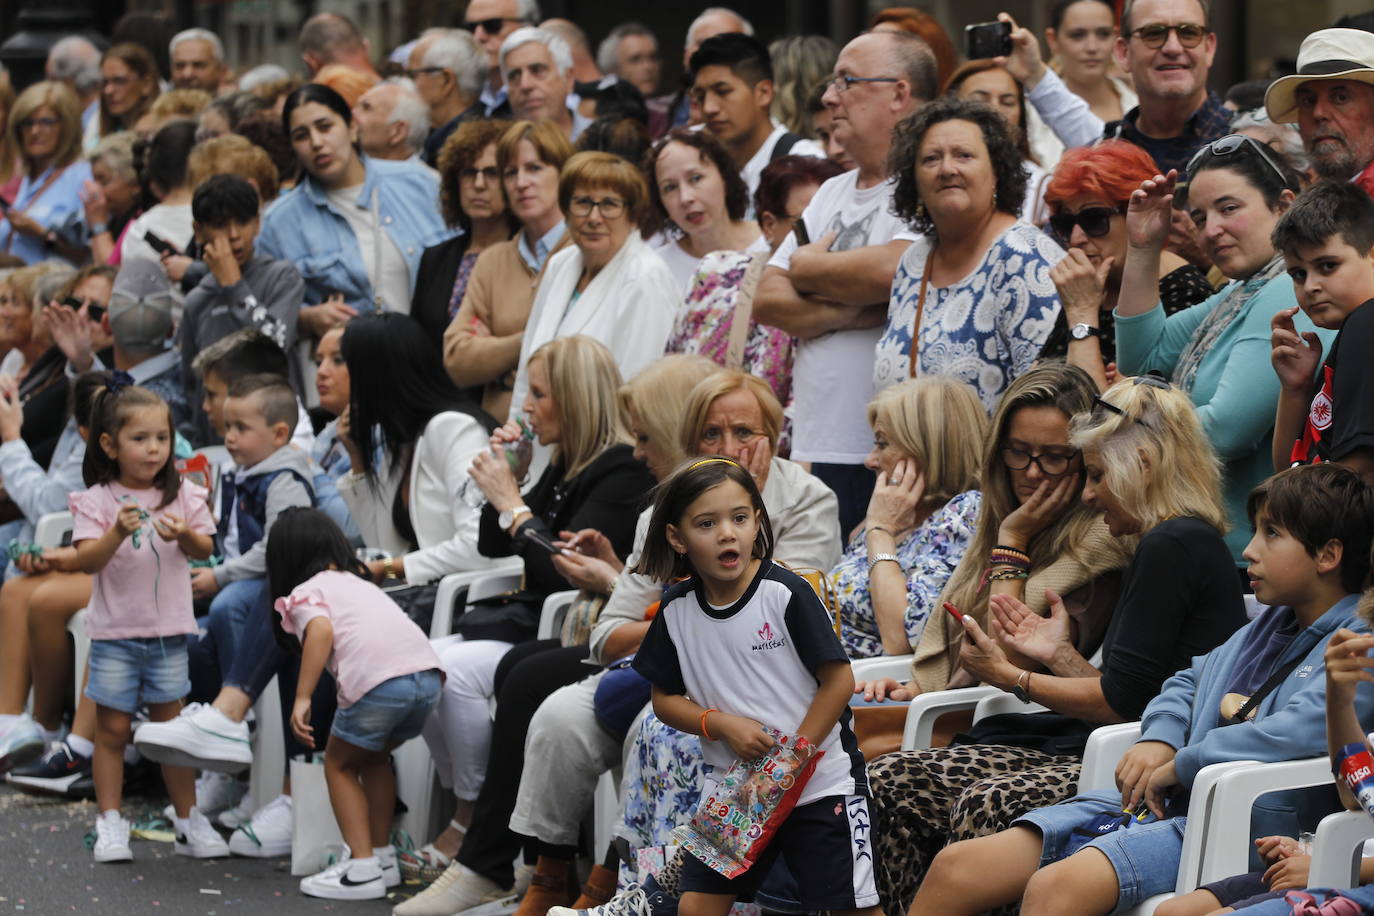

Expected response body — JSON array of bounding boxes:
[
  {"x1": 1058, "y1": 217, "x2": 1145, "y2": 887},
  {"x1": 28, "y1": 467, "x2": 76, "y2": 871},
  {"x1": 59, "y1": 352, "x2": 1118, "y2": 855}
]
[{"x1": 915, "y1": 200, "x2": 927, "y2": 223}]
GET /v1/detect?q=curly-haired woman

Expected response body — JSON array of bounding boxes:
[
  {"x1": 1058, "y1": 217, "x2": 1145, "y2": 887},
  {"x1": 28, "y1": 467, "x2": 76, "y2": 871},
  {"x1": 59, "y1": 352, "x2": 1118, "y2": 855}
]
[{"x1": 873, "y1": 97, "x2": 1065, "y2": 409}]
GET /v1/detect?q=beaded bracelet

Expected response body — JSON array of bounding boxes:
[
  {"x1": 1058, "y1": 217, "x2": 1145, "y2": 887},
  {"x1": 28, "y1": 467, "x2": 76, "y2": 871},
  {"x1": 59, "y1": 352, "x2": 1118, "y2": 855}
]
[
  {"x1": 987, "y1": 566, "x2": 1030, "y2": 581},
  {"x1": 989, "y1": 548, "x2": 1031, "y2": 569},
  {"x1": 993, "y1": 544, "x2": 1030, "y2": 560}
]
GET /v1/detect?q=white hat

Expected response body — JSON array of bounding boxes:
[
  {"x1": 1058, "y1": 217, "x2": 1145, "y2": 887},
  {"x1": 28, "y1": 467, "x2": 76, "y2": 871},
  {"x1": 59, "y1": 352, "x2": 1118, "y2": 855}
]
[{"x1": 1265, "y1": 28, "x2": 1374, "y2": 124}]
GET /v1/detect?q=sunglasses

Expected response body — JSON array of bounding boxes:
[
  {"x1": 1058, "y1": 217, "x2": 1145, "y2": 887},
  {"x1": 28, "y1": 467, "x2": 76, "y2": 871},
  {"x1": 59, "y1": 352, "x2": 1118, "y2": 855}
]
[
  {"x1": 462, "y1": 16, "x2": 525, "y2": 33},
  {"x1": 1128, "y1": 23, "x2": 1209, "y2": 49},
  {"x1": 1185, "y1": 133, "x2": 1290, "y2": 188},
  {"x1": 62, "y1": 296, "x2": 106, "y2": 322},
  {"x1": 1048, "y1": 206, "x2": 1122, "y2": 242},
  {"x1": 1091, "y1": 373, "x2": 1172, "y2": 429}
]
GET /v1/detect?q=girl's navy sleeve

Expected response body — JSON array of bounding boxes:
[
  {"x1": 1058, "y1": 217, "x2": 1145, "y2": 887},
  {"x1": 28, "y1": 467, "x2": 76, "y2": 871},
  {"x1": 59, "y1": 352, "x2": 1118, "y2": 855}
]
[{"x1": 632, "y1": 607, "x2": 686, "y2": 696}]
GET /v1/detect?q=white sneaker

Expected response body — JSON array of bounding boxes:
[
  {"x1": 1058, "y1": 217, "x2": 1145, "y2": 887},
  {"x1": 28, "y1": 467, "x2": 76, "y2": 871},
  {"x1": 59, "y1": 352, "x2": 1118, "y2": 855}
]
[
  {"x1": 301, "y1": 857, "x2": 386, "y2": 900},
  {"x1": 391, "y1": 864, "x2": 511, "y2": 916},
  {"x1": 93, "y1": 810, "x2": 133, "y2": 863},
  {"x1": 196, "y1": 771, "x2": 246, "y2": 817},
  {"x1": 228, "y1": 794, "x2": 293, "y2": 857},
  {"x1": 377, "y1": 845, "x2": 401, "y2": 888},
  {"x1": 218, "y1": 795, "x2": 255, "y2": 829},
  {"x1": 175, "y1": 807, "x2": 230, "y2": 858},
  {"x1": 0, "y1": 713, "x2": 45, "y2": 774},
  {"x1": 133, "y1": 704, "x2": 251, "y2": 773}
]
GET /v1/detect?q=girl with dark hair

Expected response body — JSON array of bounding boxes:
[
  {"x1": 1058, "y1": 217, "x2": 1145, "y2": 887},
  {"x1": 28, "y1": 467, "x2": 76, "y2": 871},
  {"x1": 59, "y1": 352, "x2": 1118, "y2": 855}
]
[
  {"x1": 265, "y1": 508, "x2": 442, "y2": 901},
  {"x1": 876, "y1": 97, "x2": 1065, "y2": 409},
  {"x1": 644, "y1": 128, "x2": 761, "y2": 296},
  {"x1": 256, "y1": 83, "x2": 450, "y2": 337},
  {"x1": 67, "y1": 381, "x2": 219, "y2": 864},
  {"x1": 1112, "y1": 137, "x2": 1333, "y2": 566},
  {"x1": 118, "y1": 119, "x2": 197, "y2": 268}
]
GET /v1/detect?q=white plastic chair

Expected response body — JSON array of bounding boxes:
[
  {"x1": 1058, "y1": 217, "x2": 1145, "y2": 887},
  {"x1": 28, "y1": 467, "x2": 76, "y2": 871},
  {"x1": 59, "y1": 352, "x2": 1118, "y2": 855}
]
[
  {"x1": 1307, "y1": 809, "x2": 1374, "y2": 889},
  {"x1": 536, "y1": 590, "x2": 579, "y2": 640},
  {"x1": 32, "y1": 511, "x2": 86, "y2": 701},
  {"x1": 1076, "y1": 722, "x2": 1142, "y2": 793},
  {"x1": 427, "y1": 560, "x2": 525, "y2": 639},
  {"x1": 248, "y1": 674, "x2": 285, "y2": 812},
  {"x1": 850, "y1": 655, "x2": 913, "y2": 682}
]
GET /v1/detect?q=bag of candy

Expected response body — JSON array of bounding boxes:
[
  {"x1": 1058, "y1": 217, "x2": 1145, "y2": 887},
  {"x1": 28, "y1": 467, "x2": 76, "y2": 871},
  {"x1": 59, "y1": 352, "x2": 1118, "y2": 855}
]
[{"x1": 672, "y1": 728, "x2": 823, "y2": 878}]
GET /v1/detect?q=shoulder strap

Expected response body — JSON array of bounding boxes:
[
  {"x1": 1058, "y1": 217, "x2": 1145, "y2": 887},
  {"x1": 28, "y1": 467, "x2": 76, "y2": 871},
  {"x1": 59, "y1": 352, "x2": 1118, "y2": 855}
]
[
  {"x1": 770, "y1": 132, "x2": 803, "y2": 161},
  {"x1": 725, "y1": 254, "x2": 768, "y2": 369},
  {"x1": 1228, "y1": 647, "x2": 1308, "y2": 725},
  {"x1": 2, "y1": 164, "x2": 70, "y2": 253}
]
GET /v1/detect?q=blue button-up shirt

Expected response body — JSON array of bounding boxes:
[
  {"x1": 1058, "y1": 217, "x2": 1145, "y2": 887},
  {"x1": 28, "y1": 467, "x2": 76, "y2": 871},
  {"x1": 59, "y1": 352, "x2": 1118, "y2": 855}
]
[
  {"x1": 0, "y1": 159, "x2": 92, "y2": 265},
  {"x1": 256, "y1": 155, "x2": 454, "y2": 313},
  {"x1": 517, "y1": 220, "x2": 567, "y2": 273}
]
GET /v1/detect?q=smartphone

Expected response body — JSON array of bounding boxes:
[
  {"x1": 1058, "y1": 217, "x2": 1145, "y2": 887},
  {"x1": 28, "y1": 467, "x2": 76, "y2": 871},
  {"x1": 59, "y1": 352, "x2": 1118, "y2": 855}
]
[
  {"x1": 943, "y1": 602, "x2": 967, "y2": 625},
  {"x1": 964, "y1": 21, "x2": 1012, "y2": 60},
  {"x1": 792, "y1": 219, "x2": 810, "y2": 247},
  {"x1": 144, "y1": 229, "x2": 176, "y2": 255},
  {"x1": 521, "y1": 528, "x2": 560, "y2": 555}
]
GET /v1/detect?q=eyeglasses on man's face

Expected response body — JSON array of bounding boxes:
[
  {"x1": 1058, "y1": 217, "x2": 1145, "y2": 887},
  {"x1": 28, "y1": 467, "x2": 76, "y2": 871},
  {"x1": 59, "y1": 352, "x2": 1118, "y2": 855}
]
[{"x1": 1128, "y1": 23, "x2": 1209, "y2": 49}]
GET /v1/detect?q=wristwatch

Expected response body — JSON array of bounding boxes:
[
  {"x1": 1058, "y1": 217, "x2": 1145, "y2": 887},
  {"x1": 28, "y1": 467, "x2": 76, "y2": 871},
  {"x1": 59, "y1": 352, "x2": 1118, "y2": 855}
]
[
  {"x1": 1069, "y1": 323, "x2": 1102, "y2": 341},
  {"x1": 498, "y1": 505, "x2": 532, "y2": 530}
]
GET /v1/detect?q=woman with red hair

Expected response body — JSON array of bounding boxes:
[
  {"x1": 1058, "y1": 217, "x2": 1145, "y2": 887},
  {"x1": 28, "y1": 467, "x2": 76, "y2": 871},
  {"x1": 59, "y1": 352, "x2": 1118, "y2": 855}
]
[
  {"x1": 1037, "y1": 140, "x2": 1212, "y2": 389},
  {"x1": 872, "y1": 8, "x2": 958, "y2": 88}
]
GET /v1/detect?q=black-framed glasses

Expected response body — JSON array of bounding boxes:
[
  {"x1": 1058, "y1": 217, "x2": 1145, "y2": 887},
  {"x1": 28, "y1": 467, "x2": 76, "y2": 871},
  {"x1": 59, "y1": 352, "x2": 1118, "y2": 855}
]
[
  {"x1": 463, "y1": 16, "x2": 526, "y2": 33},
  {"x1": 999, "y1": 445, "x2": 1079, "y2": 477},
  {"x1": 404, "y1": 66, "x2": 446, "y2": 80},
  {"x1": 1185, "y1": 133, "x2": 1290, "y2": 187},
  {"x1": 1091, "y1": 373, "x2": 1172, "y2": 428},
  {"x1": 1129, "y1": 23, "x2": 1209, "y2": 49},
  {"x1": 825, "y1": 75, "x2": 901, "y2": 94},
  {"x1": 568, "y1": 195, "x2": 625, "y2": 219},
  {"x1": 1048, "y1": 206, "x2": 1123, "y2": 242}
]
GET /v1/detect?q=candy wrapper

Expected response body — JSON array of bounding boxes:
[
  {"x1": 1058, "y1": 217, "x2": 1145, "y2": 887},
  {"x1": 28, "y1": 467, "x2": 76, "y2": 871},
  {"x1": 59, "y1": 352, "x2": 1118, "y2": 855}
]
[{"x1": 672, "y1": 728, "x2": 823, "y2": 878}]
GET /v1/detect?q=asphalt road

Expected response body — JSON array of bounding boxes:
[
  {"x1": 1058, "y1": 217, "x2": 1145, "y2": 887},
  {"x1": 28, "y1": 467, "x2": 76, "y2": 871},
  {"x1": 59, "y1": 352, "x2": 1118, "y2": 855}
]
[{"x1": 0, "y1": 783, "x2": 418, "y2": 914}]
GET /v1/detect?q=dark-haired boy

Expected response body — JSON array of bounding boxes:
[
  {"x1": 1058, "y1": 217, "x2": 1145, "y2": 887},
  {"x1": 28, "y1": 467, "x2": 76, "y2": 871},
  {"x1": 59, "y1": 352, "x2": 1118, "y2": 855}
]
[
  {"x1": 1271, "y1": 180, "x2": 1374, "y2": 483},
  {"x1": 180, "y1": 174, "x2": 304, "y2": 405},
  {"x1": 688, "y1": 33, "x2": 822, "y2": 196},
  {"x1": 915, "y1": 463, "x2": 1374, "y2": 916}
]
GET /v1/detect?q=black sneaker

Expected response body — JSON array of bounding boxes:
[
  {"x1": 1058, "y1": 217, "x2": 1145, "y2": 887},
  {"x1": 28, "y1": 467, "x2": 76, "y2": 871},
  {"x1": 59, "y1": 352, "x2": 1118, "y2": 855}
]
[{"x1": 8, "y1": 740, "x2": 91, "y2": 797}]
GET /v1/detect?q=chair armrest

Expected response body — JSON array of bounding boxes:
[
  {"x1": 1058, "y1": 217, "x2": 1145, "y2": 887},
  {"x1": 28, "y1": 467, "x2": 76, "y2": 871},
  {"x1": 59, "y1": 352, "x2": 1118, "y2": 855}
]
[
  {"x1": 430, "y1": 559, "x2": 525, "y2": 639},
  {"x1": 1077, "y1": 722, "x2": 1142, "y2": 794},
  {"x1": 537, "y1": 589, "x2": 579, "y2": 640},
  {"x1": 973, "y1": 692, "x2": 1048, "y2": 723},
  {"x1": 1308, "y1": 810, "x2": 1374, "y2": 888},
  {"x1": 850, "y1": 655, "x2": 914, "y2": 682},
  {"x1": 902, "y1": 685, "x2": 1001, "y2": 750}
]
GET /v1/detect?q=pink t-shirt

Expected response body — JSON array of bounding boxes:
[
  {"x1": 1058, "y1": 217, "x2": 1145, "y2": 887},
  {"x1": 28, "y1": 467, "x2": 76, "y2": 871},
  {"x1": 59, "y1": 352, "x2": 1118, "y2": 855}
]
[
  {"x1": 275, "y1": 570, "x2": 441, "y2": 708},
  {"x1": 70, "y1": 480, "x2": 214, "y2": 640}
]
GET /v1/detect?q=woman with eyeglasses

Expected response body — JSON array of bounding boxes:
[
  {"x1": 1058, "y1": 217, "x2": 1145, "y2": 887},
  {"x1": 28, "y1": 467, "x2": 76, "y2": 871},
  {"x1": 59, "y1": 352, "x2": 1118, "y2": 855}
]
[
  {"x1": 1039, "y1": 141, "x2": 1214, "y2": 391},
  {"x1": 875, "y1": 97, "x2": 1065, "y2": 411},
  {"x1": 0, "y1": 81, "x2": 93, "y2": 266},
  {"x1": 889, "y1": 375, "x2": 1246, "y2": 916},
  {"x1": 412, "y1": 119, "x2": 519, "y2": 349},
  {"x1": 506, "y1": 151, "x2": 679, "y2": 420},
  {"x1": 443, "y1": 120, "x2": 574, "y2": 421},
  {"x1": 1112, "y1": 134, "x2": 1333, "y2": 568},
  {"x1": 97, "y1": 43, "x2": 160, "y2": 139}
]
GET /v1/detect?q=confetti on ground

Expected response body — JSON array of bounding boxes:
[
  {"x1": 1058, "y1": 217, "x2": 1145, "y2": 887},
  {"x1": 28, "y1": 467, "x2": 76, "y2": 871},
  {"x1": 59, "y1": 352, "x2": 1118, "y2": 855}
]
[{"x1": 200, "y1": 888, "x2": 222, "y2": 895}]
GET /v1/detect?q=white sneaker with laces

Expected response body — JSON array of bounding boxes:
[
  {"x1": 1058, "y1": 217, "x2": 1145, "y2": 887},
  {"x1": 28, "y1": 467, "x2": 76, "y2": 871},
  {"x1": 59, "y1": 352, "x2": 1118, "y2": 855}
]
[
  {"x1": 391, "y1": 863, "x2": 511, "y2": 916},
  {"x1": 301, "y1": 857, "x2": 386, "y2": 900},
  {"x1": 218, "y1": 795, "x2": 255, "y2": 829},
  {"x1": 93, "y1": 810, "x2": 133, "y2": 863},
  {"x1": 175, "y1": 807, "x2": 231, "y2": 858},
  {"x1": 228, "y1": 794, "x2": 293, "y2": 857},
  {"x1": 133, "y1": 703, "x2": 251, "y2": 773}
]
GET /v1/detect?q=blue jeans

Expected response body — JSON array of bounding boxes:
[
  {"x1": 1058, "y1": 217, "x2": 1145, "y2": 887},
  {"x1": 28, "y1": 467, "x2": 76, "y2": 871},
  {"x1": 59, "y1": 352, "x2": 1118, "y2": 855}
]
[
  {"x1": 86, "y1": 635, "x2": 190, "y2": 713},
  {"x1": 188, "y1": 578, "x2": 263, "y2": 703},
  {"x1": 331, "y1": 669, "x2": 442, "y2": 751}
]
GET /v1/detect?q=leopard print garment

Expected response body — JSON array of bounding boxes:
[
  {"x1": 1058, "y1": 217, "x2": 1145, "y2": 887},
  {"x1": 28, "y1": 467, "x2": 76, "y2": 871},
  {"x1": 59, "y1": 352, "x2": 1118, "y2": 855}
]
[{"x1": 867, "y1": 745, "x2": 1081, "y2": 916}]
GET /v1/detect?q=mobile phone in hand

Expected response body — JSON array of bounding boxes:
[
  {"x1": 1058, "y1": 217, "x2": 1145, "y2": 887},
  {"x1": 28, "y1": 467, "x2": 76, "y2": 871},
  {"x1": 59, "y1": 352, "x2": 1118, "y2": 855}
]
[
  {"x1": 965, "y1": 21, "x2": 1012, "y2": 59},
  {"x1": 144, "y1": 230, "x2": 176, "y2": 255},
  {"x1": 792, "y1": 219, "x2": 810, "y2": 246},
  {"x1": 521, "y1": 528, "x2": 560, "y2": 555}
]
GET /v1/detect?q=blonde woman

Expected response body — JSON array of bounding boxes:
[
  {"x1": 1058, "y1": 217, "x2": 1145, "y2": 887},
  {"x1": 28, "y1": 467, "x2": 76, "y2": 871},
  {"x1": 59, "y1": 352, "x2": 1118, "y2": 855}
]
[
  {"x1": 871, "y1": 375, "x2": 1248, "y2": 916},
  {"x1": 836, "y1": 376, "x2": 988, "y2": 659},
  {"x1": 0, "y1": 81, "x2": 91, "y2": 265},
  {"x1": 417, "y1": 335, "x2": 655, "y2": 860}
]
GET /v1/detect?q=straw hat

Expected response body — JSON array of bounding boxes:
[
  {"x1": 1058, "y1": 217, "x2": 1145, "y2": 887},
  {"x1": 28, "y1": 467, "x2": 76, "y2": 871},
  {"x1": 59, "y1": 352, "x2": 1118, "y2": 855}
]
[{"x1": 1266, "y1": 28, "x2": 1374, "y2": 124}]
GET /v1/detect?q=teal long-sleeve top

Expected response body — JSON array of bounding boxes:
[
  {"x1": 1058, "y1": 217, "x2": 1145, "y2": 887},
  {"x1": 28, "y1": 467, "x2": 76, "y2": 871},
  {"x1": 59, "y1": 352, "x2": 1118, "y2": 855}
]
[{"x1": 1113, "y1": 271, "x2": 1334, "y2": 565}]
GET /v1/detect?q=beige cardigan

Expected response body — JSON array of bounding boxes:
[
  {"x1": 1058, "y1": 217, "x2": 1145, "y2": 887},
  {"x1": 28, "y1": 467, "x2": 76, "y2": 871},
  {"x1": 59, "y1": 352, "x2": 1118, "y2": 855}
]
[
  {"x1": 908, "y1": 517, "x2": 1133, "y2": 694},
  {"x1": 441, "y1": 233, "x2": 572, "y2": 419}
]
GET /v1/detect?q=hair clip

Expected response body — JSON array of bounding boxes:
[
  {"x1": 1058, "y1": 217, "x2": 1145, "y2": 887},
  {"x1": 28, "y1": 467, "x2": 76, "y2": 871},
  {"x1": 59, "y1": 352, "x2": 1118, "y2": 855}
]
[
  {"x1": 687, "y1": 457, "x2": 739, "y2": 471},
  {"x1": 106, "y1": 369, "x2": 135, "y2": 395}
]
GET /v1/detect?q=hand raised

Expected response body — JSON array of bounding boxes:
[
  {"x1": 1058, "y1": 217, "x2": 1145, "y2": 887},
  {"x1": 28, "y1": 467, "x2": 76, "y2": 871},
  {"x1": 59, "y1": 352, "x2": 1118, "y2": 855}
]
[
  {"x1": 1270, "y1": 306, "x2": 1323, "y2": 394},
  {"x1": 1125, "y1": 171, "x2": 1179, "y2": 251}
]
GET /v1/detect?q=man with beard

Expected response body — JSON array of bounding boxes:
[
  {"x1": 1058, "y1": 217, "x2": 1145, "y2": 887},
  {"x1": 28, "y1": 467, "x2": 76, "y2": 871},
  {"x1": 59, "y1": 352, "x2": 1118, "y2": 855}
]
[{"x1": 1265, "y1": 28, "x2": 1374, "y2": 198}]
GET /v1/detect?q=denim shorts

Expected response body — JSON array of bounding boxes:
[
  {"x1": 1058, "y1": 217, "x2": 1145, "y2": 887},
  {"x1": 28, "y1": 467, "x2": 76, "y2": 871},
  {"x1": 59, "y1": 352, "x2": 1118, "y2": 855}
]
[
  {"x1": 85, "y1": 635, "x2": 191, "y2": 714},
  {"x1": 1014, "y1": 789, "x2": 1186, "y2": 912},
  {"x1": 331, "y1": 669, "x2": 442, "y2": 752}
]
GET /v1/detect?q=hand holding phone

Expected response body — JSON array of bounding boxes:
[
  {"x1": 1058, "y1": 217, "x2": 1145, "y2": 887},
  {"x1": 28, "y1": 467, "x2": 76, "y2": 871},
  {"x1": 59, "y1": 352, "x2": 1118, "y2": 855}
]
[
  {"x1": 965, "y1": 20, "x2": 1012, "y2": 59},
  {"x1": 144, "y1": 230, "x2": 177, "y2": 256},
  {"x1": 521, "y1": 527, "x2": 560, "y2": 555}
]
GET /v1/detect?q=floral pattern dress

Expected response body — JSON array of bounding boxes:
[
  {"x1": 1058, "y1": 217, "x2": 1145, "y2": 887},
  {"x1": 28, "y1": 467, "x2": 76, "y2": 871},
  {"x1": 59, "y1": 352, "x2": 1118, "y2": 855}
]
[
  {"x1": 834, "y1": 490, "x2": 982, "y2": 659},
  {"x1": 874, "y1": 221, "x2": 1065, "y2": 410},
  {"x1": 665, "y1": 249, "x2": 795, "y2": 408}
]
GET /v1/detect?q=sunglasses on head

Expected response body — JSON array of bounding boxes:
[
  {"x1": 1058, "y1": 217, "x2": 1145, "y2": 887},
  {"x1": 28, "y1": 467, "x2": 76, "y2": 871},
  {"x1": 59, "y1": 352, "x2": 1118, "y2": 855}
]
[
  {"x1": 1091, "y1": 373, "x2": 1172, "y2": 430},
  {"x1": 1185, "y1": 134, "x2": 1290, "y2": 188},
  {"x1": 1048, "y1": 206, "x2": 1122, "y2": 243}
]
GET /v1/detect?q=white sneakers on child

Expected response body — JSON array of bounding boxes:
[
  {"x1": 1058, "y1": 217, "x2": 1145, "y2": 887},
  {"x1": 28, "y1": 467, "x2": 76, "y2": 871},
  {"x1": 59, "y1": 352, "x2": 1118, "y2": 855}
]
[
  {"x1": 133, "y1": 703, "x2": 252, "y2": 773},
  {"x1": 93, "y1": 810, "x2": 133, "y2": 863},
  {"x1": 227, "y1": 793, "x2": 293, "y2": 857},
  {"x1": 301, "y1": 856, "x2": 386, "y2": 900},
  {"x1": 174, "y1": 808, "x2": 231, "y2": 858}
]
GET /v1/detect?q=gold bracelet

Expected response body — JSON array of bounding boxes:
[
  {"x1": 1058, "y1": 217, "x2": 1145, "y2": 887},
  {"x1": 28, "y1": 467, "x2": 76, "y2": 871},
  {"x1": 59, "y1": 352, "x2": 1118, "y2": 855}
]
[{"x1": 383, "y1": 556, "x2": 398, "y2": 580}]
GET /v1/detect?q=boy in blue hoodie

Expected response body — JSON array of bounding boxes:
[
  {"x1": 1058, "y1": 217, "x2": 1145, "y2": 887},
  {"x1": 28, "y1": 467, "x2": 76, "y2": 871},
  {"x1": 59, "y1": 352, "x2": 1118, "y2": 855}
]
[{"x1": 905, "y1": 464, "x2": 1374, "y2": 916}]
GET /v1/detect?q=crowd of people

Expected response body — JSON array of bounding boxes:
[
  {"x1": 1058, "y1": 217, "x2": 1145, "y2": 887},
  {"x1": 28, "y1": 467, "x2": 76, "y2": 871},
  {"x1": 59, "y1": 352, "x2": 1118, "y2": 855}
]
[{"x1": 3, "y1": 0, "x2": 1374, "y2": 914}]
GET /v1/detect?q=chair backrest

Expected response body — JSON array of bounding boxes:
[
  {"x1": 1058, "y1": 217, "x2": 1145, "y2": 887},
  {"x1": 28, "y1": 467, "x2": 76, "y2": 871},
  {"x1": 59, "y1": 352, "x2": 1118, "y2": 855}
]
[
  {"x1": 1077, "y1": 721, "x2": 1142, "y2": 794},
  {"x1": 466, "y1": 571, "x2": 525, "y2": 608}
]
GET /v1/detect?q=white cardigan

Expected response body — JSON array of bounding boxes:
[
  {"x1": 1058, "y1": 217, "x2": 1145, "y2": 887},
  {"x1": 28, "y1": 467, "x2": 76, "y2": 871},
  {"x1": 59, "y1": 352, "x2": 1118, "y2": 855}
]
[
  {"x1": 508, "y1": 232, "x2": 681, "y2": 420},
  {"x1": 336, "y1": 410, "x2": 489, "y2": 584}
]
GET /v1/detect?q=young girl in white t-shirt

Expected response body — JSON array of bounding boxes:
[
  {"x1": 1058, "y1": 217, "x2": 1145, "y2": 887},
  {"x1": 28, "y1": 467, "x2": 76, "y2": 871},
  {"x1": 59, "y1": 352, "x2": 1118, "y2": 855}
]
[
  {"x1": 630, "y1": 457, "x2": 879, "y2": 916},
  {"x1": 266, "y1": 507, "x2": 442, "y2": 901},
  {"x1": 70, "y1": 379, "x2": 219, "y2": 864}
]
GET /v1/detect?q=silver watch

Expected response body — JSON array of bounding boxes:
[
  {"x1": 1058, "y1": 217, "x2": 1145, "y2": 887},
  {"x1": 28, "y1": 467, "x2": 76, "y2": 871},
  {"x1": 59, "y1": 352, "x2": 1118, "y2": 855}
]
[{"x1": 1070, "y1": 322, "x2": 1102, "y2": 341}]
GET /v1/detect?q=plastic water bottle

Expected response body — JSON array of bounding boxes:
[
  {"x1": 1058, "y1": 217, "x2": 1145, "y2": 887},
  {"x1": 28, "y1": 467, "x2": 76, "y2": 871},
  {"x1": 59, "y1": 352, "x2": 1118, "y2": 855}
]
[{"x1": 459, "y1": 417, "x2": 534, "y2": 509}]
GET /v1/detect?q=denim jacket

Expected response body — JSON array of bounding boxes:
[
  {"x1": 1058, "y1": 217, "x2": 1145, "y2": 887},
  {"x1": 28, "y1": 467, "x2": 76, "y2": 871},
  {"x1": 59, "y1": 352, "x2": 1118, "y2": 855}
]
[{"x1": 256, "y1": 155, "x2": 454, "y2": 313}]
